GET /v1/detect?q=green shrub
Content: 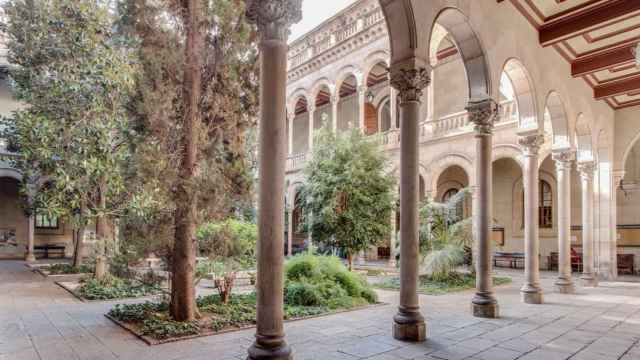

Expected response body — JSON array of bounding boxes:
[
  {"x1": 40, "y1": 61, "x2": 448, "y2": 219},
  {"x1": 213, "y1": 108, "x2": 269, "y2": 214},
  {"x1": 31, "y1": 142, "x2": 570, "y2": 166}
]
[
  {"x1": 47, "y1": 263, "x2": 93, "y2": 275},
  {"x1": 77, "y1": 276, "x2": 161, "y2": 300},
  {"x1": 141, "y1": 318, "x2": 199, "y2": 339},
  {"x1": 108, "y1": 301, "x2": 169, "y2": 322},
  {"x1": 284, "y1": 282, "x2": 322, "y2": 306},
  {"x1": 196, "y1": 219, "x2": 257, "y2": 264}
]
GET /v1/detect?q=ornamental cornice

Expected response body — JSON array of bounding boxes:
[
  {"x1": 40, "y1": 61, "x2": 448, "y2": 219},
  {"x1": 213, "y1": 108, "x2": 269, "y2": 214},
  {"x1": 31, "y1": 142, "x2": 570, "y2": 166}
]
[
  {"x1": 390, "y1": 67, "x2": 430, "y2": 103},
  {"x1": 466, "y1": 98, "x2": 500, "y2": 135},
  {"x1": 246, "y1": 0, "x2": 302, "y2": 42}
]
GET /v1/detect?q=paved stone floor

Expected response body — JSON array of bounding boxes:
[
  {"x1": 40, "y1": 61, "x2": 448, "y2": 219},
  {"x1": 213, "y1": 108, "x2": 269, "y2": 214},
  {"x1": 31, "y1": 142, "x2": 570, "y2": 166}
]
[{"x1": 2, "y1": 261, "x2": 640, "y2": 360}]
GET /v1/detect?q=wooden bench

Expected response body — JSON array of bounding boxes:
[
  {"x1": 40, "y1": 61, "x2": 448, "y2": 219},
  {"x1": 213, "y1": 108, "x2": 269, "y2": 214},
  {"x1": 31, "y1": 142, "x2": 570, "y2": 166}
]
[
  {"x1": 34, "y1": 244, "x2": 66, "y2": 259},
  {"x1": 493, "y1": 252, "x2": 524, "y2": 269},
  {"x1": 548, "y1": 251, "x2": 582, "y2": 272},
  {"x1": 617, "y1": 254, "x2": 634, "y2": 275}
]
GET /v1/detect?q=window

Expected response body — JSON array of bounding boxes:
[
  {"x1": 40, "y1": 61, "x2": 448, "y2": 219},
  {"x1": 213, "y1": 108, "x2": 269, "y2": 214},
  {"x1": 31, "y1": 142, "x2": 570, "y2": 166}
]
[
  {"x1": 539, "y1": 180, "x2": 552, "y2": 228},
  {"x1": 35, "y1": 212, "x2": 59, "y2": 229},
  {"x1": 442, "y1": 188, "x2": 463, "y2": 220}
]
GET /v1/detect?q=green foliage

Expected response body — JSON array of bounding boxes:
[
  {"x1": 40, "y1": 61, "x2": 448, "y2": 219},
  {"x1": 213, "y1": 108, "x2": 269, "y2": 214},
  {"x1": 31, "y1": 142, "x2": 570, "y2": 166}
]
[
  {"x1": 375, "y1": 273, "x2": 512, "y2": 295},
  {"x1": 419, "y1": 189, "x2": 473, "y2": 279},
  {"x1": 141, "y1": 318, "x2": 200, "y2": 339},
  {"x1": 108, "y1": 301, "x2": 169, "y2": 323},
  {"x1": 196, "y1": 219, "x2": 257, "y2": 263},
  {"x1": 284, "y1": 254, "x2": 378, "y2": 309},
  {"x1": 77, "y1": 275, "x2": 161, "y2": 300},
  {"x1": 1, "y1": 0, "x2": 136, "y2": 232},
  {"x1": 298, "y1": 127, "x2": 395, "y2": 266},
  {"x1": 47, "y1": 263, "x2": 93, "y2": 275}
]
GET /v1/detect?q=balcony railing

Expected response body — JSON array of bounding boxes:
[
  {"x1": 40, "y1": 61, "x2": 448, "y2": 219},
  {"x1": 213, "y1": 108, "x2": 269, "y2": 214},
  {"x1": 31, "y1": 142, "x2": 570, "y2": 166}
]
[{"x1": 286, "y1": 100, "x2": 518, "y2": 172}]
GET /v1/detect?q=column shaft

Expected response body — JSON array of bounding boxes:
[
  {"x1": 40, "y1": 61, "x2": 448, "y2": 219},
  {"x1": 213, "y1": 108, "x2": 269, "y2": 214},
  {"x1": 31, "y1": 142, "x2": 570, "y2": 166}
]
[
  {"x1": 389, "y1": 209, "x2": 397, "y2": 267},
  {"x1": 287, "y1": 112, "x2": 294, "y2": 155},
  {"x1": 358, "y1": 87, "x2": 366, "y2": 131},
  {"x1": 331, "y1": 96, "x2": 338, "y2": 132},
  {"x1": 579, "y1": 162, "x2": 597, "y2": 286},
  {"x1": 287, "y1": 205, "x2": 293, "y2": 257},
  {"x1": 25, "y1": 215, "x2": 36, "y2": 262},
  {"x1": 308, "y1": 106, "x2": 315, "y2": 151},
  {"x1": 468, "y1": 98, "x2": 499, "y2": 318},
  {"x1": 519, "y1": 135, "x2": 543, "y2": 304},
  {"x1": 554, "y1": 151, "x2": 575, "y2": 293}
]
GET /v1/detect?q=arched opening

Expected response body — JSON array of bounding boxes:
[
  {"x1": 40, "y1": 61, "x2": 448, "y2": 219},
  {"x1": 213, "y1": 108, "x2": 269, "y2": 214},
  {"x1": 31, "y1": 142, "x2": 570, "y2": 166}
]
[
  {"x1": 501, "y1": 59, "x2": 537, "y2": 128},
  {"x1": 0, "y1": 177, "x2": 25, "y2": 259},
  {"x1": 544, "y1": 92, "x2": 571, "y2": 150},
  {"x1": 364, "y1": 61, "x2": 389, "y2": 135},
  {"x1": 292, "y1": 96, "x2": 309, "y2": 154},
  {"x1": 430, "y1": 25, "x2": 468, "y2": 123},
  {"x1": 618, "y1": 130, "x2": 640, "y2": 276},
  {"x1": 313, "y1": 84, "x2": 333, "y2": 131},
  {"x1": 492, "y1": 158, "x2": 524, "y2": 254},
  {"x1": 337, "y1": 74, "x2": 358, "y2": 132},
  {"x1": 435, "y1": 165, "x2": 471, "y2": 219},
  {"x1": 291, "y1": 190, "x2": 308, "y2": 254}
]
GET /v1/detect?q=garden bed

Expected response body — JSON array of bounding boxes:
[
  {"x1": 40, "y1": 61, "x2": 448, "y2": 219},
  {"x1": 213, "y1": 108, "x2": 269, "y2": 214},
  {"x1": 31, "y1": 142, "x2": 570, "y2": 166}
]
[
  {"x1": 105, "y1": 293, "x2": 384, "y2": 345},
  {"x1": 373, "y1": 272, "x2": 512, "y2": 295},
  {"x1": 56, "y1": 276, "x2": 165, "y2": 302},
  {"x1": 34, "y1": 263, "x2": 93, "y2": 281}
]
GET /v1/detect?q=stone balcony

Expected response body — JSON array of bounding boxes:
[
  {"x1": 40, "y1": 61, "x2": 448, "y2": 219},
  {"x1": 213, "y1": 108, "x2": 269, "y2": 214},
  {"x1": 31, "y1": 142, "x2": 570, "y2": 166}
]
[{"x1": 286, "y1": 100, "x2": 518, "y2": 173}]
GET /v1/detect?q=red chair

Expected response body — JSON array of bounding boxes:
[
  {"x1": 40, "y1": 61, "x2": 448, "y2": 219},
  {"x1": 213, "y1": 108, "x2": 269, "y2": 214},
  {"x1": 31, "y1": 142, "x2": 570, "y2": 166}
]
[{"x1": 570, "y1": 248, "x2": 583, "y2": 272}]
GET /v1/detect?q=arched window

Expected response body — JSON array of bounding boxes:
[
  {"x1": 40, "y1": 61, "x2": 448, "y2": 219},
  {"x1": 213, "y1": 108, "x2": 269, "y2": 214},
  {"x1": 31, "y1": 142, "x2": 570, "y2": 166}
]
[
  {"x1": 539, "y1": 180, "x2": 552, "y2": 228},
  {"x1": 442, "y1": 188, "x2": 463, "y2": 220}
]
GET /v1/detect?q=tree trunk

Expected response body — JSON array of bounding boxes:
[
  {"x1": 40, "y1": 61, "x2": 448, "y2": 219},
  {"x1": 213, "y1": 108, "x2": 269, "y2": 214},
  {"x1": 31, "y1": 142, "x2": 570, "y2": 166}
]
[
  {"x1": 72, "y1": 227, "x2": 85, "y2": 267},
  {"x1": 347, "y1": 253, "x2": 353, "y2": 271},
  {"x1": 95, "y1": 178, "x2": 108, "y2": 280},
  {"x1": 170, "y1": 0, "x2": 203, "y2": 323}
]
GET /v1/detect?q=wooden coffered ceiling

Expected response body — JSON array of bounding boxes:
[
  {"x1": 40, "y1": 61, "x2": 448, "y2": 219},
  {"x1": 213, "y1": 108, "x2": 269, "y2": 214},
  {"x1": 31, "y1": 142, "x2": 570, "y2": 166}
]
[{"x1": 500, "y1": 0, "x2": 640, "y2": 109}]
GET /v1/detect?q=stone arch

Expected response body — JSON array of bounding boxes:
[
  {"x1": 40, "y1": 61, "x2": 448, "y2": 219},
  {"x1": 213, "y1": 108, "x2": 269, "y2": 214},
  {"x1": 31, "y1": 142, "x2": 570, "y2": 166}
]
[
  {"x1": 310, "y1": 78, "x2": 335, "y2": 103},
  {"x1": 0, "y1": 167, "x2": 22, "y2": 182},
  {"x1": 621, "y1": 130, "x2": 640, "y2": 176},
  {"x1": 381, "y1": 2, "x2": 491, "y2": 101},
  {"x1": 492, "y1": 144, "x2": 524, "y2": 170},
  {"x1": 362, "y1": 50, "x2": 390, "y2": 82},
  {"x1": 575, "y1": 113, "x2": 593, "y2": 162},
  {"x1": 544, "y1": 91, "x2": 571, "y2": 150},
  {"x1": 427, "y1": 153, "x2": 475, "y2": 193},
  {"x1": 335, "y1": 65, "x2": 363, "y2": 91},
  {"x1": 501, "y1": 58, "x2": 538, "y2": 131},
  {"x1": 288, "y1": 88, "x2": 309, "y2": 111}
]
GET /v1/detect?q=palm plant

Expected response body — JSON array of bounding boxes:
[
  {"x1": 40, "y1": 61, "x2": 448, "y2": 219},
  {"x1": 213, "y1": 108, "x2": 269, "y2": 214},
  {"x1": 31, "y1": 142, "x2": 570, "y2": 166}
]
[{"x1": 419, "y1": 188, "x2": 472, "y2": 281}]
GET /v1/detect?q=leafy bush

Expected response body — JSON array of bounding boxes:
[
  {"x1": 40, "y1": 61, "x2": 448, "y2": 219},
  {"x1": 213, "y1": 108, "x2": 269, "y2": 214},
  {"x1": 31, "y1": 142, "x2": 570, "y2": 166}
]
[
  {"x1": 196, "y1": 219, "x2": 257, "y2": 264},
  {"x1": 141, "y1": 318, "x2": 199, "y2": 339},
  {"x1": 374, "y1": 272, "x2": 512, "y2": 295},
  {"x1": 284, "y1": 254, "x2": 377, "y2": 309},
  {"x1": 108, "y1": 301, "x2": 169, "y2": 322},
  {"x1": 77, "y1": 275, "x2": 161, "y2": 300},
  {"x1": 47, "y1": 263, "x2": 93, "y2": 275}
]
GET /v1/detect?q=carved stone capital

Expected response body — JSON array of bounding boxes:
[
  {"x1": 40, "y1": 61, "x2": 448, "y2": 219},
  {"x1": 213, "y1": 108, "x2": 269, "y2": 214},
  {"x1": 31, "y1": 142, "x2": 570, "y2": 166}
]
[
  {"x1": 553, "y1": 150, "x2": 575, "y2": 170},
  {"x1": 466, "y1": 98, "x2": 499, "y2": 135},
  {"x1": 518, "y1": 134, "x2": 544, "y2": 156},
  {"x1": 390, "y1": 67, "x2": 431, "y2": 103},
  {"x1": 246, "y1": 0, "x2": 302, "y2": 42},
  {"x1": 578, "y1": 161, "x2": 596, "y2": 180}
]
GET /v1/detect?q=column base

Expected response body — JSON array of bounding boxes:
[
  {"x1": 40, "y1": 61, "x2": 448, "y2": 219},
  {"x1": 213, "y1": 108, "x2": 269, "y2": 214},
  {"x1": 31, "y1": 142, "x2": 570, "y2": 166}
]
[
  {"x1": 554, "y1": 279, "x2": 575, "y2": 294},
  {"x1": 471, "y1": 302, "x2": 500, "y2": 318},
  {"x1": 520, "y1": 289, "x2": 543, "y2": 304},
  {"x1": 393, "y1": 311, "x2": 427, "y2": 342},
  {"x1": 25, "y1": 253, "x2": 36, "y2": 262},
  {"x1": 247, "y1": 340, "x2": 291, "y2": 360},
  {"x1": 580, "y1": 275, "x2": 598, "y2": 287}
]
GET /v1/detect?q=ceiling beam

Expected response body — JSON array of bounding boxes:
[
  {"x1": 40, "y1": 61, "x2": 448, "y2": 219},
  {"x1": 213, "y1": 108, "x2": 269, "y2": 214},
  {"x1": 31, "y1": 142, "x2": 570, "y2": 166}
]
[
  {"x1": 572, "y1": 43, "x2": 636, "y2": 77},
  {"x1": 540, "y1": 0, "x2": 640, "y2": 46},
  {"x1": 594, "y1": 75, "x2": 640, "y2": 100}
]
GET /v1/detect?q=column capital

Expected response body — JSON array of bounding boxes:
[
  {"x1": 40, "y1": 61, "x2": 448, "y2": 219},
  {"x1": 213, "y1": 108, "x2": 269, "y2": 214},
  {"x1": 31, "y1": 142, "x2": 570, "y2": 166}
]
[
  {"x1": 390, "y1": 67, "x2": 431, "y2": 103},
  {"x1": 307, "y1": 104, "x2": 316, "y2": 113},
  {"x1": 246, "y1": 0, "x2": 302, "y2": 42},
  {"x1": 466, "y1": 98, "x2": 499, "y2": 135},
  {"x1": 578, "y1": 161, "x2": 596, "y2": 180},
  {"x1": 518, "y1": 134, "x2": 544, "y2": 156},
  {"x1": 330, "y1": 94, "x2": 339, "y2": 104},
  {"x1": 552, "y1": 149, "x2": 575, "y2": 170}
]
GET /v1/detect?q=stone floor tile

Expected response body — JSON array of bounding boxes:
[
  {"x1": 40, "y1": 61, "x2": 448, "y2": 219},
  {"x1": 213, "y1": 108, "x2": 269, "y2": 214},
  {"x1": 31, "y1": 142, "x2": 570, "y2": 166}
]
[{"x1": 473, "y1": 346, "x2": 522, "y2": 360}]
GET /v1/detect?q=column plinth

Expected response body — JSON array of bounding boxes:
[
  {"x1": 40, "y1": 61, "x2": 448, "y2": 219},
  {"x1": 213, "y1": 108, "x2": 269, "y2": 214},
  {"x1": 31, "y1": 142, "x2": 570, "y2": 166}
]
[
  {"x1": 519, "y1": 134, "x2": 544, "y2": 304},
  {"x1": 553, "y1": 150, "x2": 575, "y2": 294},
  {"x1": 390, "y1": 64, "x2": 430, "y2": 342},
  {"x1": 467, "y1": 98, "x2": 500, "y2": 318},
  {"x1": 245, "y1": 1, "x2": 301, "y2": 359}
]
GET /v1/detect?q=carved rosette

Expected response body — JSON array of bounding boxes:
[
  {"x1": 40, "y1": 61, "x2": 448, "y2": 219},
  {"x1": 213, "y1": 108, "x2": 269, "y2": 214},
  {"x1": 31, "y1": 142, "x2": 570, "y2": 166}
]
[
  {"x1": 578, "y1": 161, "x2": 596, "y2": 180},
  {"x1": 518, "y1": 134, "x2": 544, "y2": 156},
  {"x1": 466, "y1": 98, "x2": 499, "y2": 135},
  {"x1": 246, "y1": 0, "x2": 303, "y2": 42},
  {"x1": 552, "y1": 150, "x2": 575, "y2": 171},
  {"x1": 390, "y1": 67, "x2": 431, "y2": 103}
]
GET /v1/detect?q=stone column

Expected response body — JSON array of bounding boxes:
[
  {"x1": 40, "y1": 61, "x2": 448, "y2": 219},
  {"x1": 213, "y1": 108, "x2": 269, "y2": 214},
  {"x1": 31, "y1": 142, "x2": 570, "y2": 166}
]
[
  {"x1": 358, "y1": 85, "x2": 366, "y2": 131},
  {"x1": 246, "y1": 1, "x2": 301, "y2": 359},
  {"x1": 390, "y1": 88, "x2": 398, "y2": 130},
  {"x1": 391, "y1": 64, "x2": 430, "y2": 342},
  {"x1": 331, "y1": 94, "x2": 339, "y2": 132},
  {"x1": 287, "y1": 110, "x2": 294, "y2": 155},
  {"x1": 287, "y1": 203, "x2": 293, "y2": 257},
  {"x1": 467, "y1": 98, "x2": 500, "y2": 318},
  {"x1": 553, "y1": 150, "x2": 575, "y2": 294},
  {"x1": 25, "y1": 214, "x2": 36, "y2": 262},
  {"x1": 307, "y1": 104, "x2": 315, "y2": 151},
  {"x1": 519, "y1": 134, "x2": 544, "y2": 304},
  {"x1": 579, "y1": 161, "x2": 597, "y2": 287},
  {"x1": 389, "y1": 208, "x2": 397, "y2": 267}
]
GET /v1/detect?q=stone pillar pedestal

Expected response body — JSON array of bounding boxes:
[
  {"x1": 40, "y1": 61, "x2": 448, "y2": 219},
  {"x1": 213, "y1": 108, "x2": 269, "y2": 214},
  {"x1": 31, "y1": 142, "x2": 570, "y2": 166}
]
[
  {"x1": 519, "y1": 134, "x2": 544, "y2": 304},
  {"x1": 25, "y1": 215, "x2": 36, "y2": 262},
  {"x1": 390, "y1": 64, "x2": 430, "y2": 342},
  {"x1": 245, "y1": 2, "x2": 301, "y2": 359},
  {"x1": 553, "y1": 150, "x2": 575, "y2": 294},
  {"x1": 579, "y1": 162, "x2": 597, "y2": 287},
  {"x1": 467, "y1": 98, "x2": 500, "y2": 318}
]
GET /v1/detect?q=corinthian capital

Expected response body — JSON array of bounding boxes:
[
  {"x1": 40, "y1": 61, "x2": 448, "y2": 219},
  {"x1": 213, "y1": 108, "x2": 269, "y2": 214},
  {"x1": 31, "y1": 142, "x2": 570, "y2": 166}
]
[
  {"x1": 390, "y1": 67, "x2": 431, "y2": 103},
  {"x1": 552, "y1": 149, "x2": 575, "y2": 171},
  {"x1": 466, "y1": 98, "x2": 499, "y2": 135},
  {"x1": 518, "y1": 134, "x2": 544, "y2": 156},
  {"x1": 578, "y1": 161, "x2": 596, "y2": 180},
  {"x1": 246, "y1": 0, "x2": 302, "y2": 42}
]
